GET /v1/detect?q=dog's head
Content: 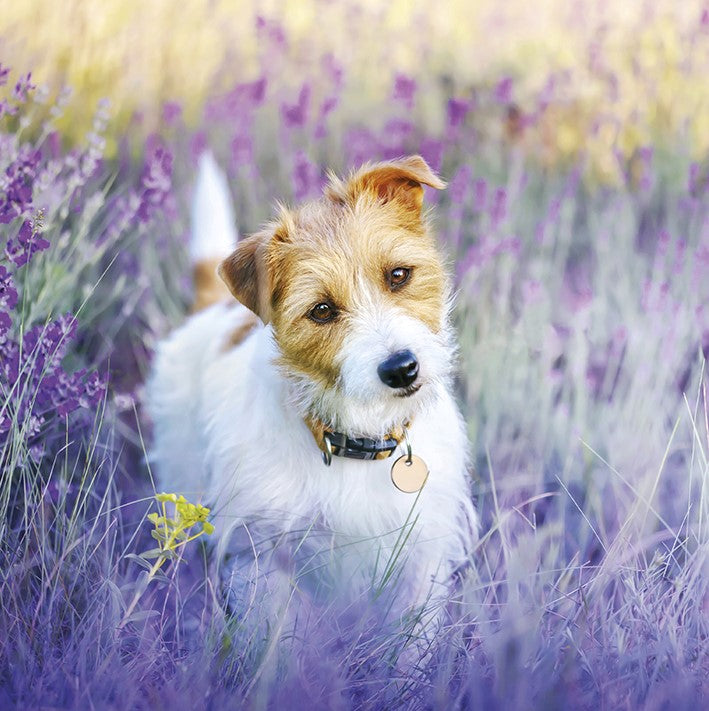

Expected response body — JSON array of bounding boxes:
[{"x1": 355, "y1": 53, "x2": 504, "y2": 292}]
[{"x1": 219, "y1": 155, "x2": 453, "y2": 435}]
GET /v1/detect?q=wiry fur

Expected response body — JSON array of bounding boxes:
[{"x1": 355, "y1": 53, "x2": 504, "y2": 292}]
[{"x1": 146, "y1": 155, "x2": 478, "y2": 614}]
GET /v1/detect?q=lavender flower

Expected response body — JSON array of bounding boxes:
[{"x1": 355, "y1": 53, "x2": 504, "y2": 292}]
[
  {"x1": 137, "y1": 142, "x2": 174, "y2": 222},
  {"x1": 447, "y1": 97, "x2": 471, "y2": 128},
  {"x1": 0, "y1": 147, "x2": 41, "y2": 223},
  {"x1": 162, "y1": 101, "x2": 182, "y2": 125},
  {"x1": 281, "y1": 84, "x2": 311, "y2": 128},
  {"x1": 494, "y1": 76, "x2": 513, "y2": 103},
  {"x1": 12, "y1": 72, "x2": 35, "y2": 102},
  {"x1": 392, "y1": 73, "x2": 417, "y2": 109},
  {"x1": 292, "y1": 150, "x2": 320, "y2": 201},
  {"x1": 5, "y1": 218, "x2": 50, "y2": 267}
]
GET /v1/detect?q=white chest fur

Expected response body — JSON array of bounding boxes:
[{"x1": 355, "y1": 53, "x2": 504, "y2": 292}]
[{"x1": 147, "y1": 303, "x2": 477, "y2": 598}]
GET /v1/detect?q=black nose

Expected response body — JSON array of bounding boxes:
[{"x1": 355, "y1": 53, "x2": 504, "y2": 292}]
[{"x1": 377, "y1": 349, "x2": 419, "y2": 389}]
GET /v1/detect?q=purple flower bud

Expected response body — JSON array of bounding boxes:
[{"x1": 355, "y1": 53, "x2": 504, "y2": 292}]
[
  {"x1": 491, "y1": 187, "x2": 507, "y2": 225},
  {"x1": 162, "y1": 101, "x2": 182, "y2": 125},
  {"x1": 392, "y1": 74, "x2": 417, "y2": 108},
  {"x1": 281, "y1": 84, "x2": 311, "y2": 128},
  {"x1": 494, "y1": 77, "x2": 513, "y2": 104},
  {"x1": 292, "y1": 150, "x2": 320, "y2": 201},
  {"x1": 5, "y1": 220, "x2": 50, "y2": 267},
  {"x1": 447, "y1": 98, "x2": 470, "y2": 128},
  {"x1": 12, "y1": 72, "x2": 35, "y2": 102},
  {"x1": 0, "y1": 266, "x2": 18, "y2": 312},
  {"x1": 137, "y1": 142, "x2": 174, "y2": 223},
  {"x1": 0, "y1": 147, "x2": 41, "y2": 223},
  {"x1": 449, "y1": 164, "x2": 472, "y2": 206}
]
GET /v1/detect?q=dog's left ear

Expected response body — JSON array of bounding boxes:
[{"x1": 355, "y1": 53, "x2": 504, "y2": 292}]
[
  {"x1": 329, "y1": 155, "x2": 446, "y2": 216},
  {"x1": 218, "y1": 228, "x2": 282, "y2": 323}
]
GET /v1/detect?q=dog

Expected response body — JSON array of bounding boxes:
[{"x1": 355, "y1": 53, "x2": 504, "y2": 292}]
[{"x1": 146, "y1": 153, "x2": 477, "y2": 619}]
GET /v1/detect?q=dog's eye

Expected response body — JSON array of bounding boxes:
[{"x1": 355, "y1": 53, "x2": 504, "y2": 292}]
[
  {"x1": 309, "y1": 302, "x2": 337, "y2": 323},
  {"x1": 388, "y1": 267, "x2": 411, "y2": 289}
]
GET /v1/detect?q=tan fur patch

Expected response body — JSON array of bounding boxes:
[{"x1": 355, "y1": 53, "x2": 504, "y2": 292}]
[
  {"x1": 221, "y1": 311, "x2": 259, "y2": 352},
  {"x1": 192, "y1": 258, "x2": 232, "y2": 312}
]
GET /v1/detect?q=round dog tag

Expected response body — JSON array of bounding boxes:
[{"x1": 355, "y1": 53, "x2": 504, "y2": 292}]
[{"x1": 390, "y1": 454, "x2": 429, "y2": 493}]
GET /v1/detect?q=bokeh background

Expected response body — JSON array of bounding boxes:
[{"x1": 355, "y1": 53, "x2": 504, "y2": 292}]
[
  {"x1": 0, "y1": 1, "x2": 707, "y2": 709},
  {"x1": 4, "y1": 0, "x2": 709, "y2": 168}
]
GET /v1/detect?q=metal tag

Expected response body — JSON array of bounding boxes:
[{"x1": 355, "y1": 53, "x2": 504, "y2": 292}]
[{"x1": 390, "y1": 454, "x2": 429, "y2": 493}]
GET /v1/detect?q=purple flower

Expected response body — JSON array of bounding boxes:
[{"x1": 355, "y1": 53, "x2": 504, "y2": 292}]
[
  {"x1": 449, "y1": 164, "x2": 472, "y2": 206},
  {"x1": 0, "y1": 64, "x2": 9, "y2": 87},
  {"x1": 137, "y1": 142, "x2": 174, "y2": 222},
  {"x1": 281, "y1": 84, "x2": 311, "y2": 128},
  {"x1": 447, "y1": 98, "x2": 470, "y2": 128},
  {"x1": 321, "y1": 53, "x2": 344, "y2": 90},
  {"x1": 5, "y1": 219, "x2": 50, "y2": 267},
  {"x1": 319, "y1": 96, "x2": 338, "y2": 119},
  {"x1": 292, "y1": 150, "x2": 320, "y2": 201},
  {"x1": 0, "y1": 147, "x2": 41, "y2": 223},
  {"x1": 205, "y1": 78, "x2": 267, "y2": 123},
  {"x1": 494, "y1": 76, "x2": 513, "y2": 104},
  {"x1": 12, "y1": 72, "x2": 35, "y2": 102},
  {"x1": 392, "y1": 74, "x2": 417, "y2": 109},
  {"x1": 256, "y1": 15, "x2": 287, "y2": 48},
  {"x1": 0, "y1": 308, "x2": 107, "y2": 449},
  {"x1": 491, "y1": 187, "x2": 507, "y2": 225},
  {"x1": 0, "y1": 266, "x2": 18, "y2": 312},
  {"x1": 0, "y1": 266, "x2": 17, "y2": 338},
  {"x1": 314, "y1": 97, "x2": 339, "y2": 139},
  {"x1": 0, "y1": 98, "x2": 17, "y2": 118},
  {"x1": 162, "y1": 101, "x2": 182, "y2": 125}
]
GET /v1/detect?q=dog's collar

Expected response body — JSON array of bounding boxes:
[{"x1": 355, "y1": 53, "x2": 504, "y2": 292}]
[{"x1": 305, "y1": 417, "x2": 409, "y2": 466}]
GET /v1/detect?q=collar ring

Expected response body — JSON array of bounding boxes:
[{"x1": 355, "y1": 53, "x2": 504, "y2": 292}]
[{"x1": 322, "y1": 432, "x2": 333, "y2": 466}]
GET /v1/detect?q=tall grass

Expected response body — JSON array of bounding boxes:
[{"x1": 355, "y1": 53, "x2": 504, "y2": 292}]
[{"x1": 1, "y1": 6, "x2": 708, "y2": 708}]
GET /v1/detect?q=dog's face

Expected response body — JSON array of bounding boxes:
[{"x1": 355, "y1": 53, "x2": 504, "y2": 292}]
[{"x1": 219, "y1": 156, "x2": 453, "y2": 435}]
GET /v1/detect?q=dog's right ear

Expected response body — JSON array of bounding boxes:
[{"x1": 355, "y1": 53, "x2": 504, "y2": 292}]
[{"x1": 218, "y1": 230, "x2": 274, "y2": 323}]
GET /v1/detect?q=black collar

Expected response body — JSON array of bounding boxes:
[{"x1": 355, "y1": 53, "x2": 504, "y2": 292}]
[{"x1": 321, "y1": 429, "x2": 399, "y2": 465}]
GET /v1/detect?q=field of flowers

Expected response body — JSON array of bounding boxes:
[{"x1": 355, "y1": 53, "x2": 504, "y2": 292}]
[{"x1": 1, "y1": 2, "x2": 707, "y2": 709}]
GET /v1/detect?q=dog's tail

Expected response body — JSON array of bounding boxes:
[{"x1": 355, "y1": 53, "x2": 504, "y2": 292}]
[{"x1": 190, "y1": 152, "x2": 238, "y2": 312}]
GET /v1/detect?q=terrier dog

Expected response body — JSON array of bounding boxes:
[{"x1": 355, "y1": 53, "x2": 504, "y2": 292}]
[{"x1": 146, "y1": 153, "x2": 477, "y2": 615}]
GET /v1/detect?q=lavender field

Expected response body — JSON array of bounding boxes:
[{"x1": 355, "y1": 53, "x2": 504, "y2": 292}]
[{"x1": 1, "y1": 3, "x2": 708, "y2": 709}]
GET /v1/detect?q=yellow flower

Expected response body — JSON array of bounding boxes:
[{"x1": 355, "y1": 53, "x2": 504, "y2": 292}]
[
  {"x1": 119, "y1": 492, "x2": 215, "y2": 630},
  {"x1": 148, "y1": 492, "x2": 214, "y2": 557}
]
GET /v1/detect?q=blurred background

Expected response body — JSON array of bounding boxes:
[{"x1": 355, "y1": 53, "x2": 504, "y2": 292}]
[
  {"x1": 0, "y1": 2, "x2": 707, "y2": 708},
  {"x1": 2, "y1": 0, "x2": 708, "y2": 174}
]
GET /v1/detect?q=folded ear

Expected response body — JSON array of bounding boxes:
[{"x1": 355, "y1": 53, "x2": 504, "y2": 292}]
[
  {"x1": 328, "y1": 155, "x2": 446, "y2": 216},
  {"x1": 218, "y1": 230, "x2": 274, "y2": 323}
]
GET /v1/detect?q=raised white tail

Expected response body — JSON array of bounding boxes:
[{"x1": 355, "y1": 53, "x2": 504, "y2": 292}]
[{"x1": 190, "y1": 152, "x2": 238, "y2": 311}]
